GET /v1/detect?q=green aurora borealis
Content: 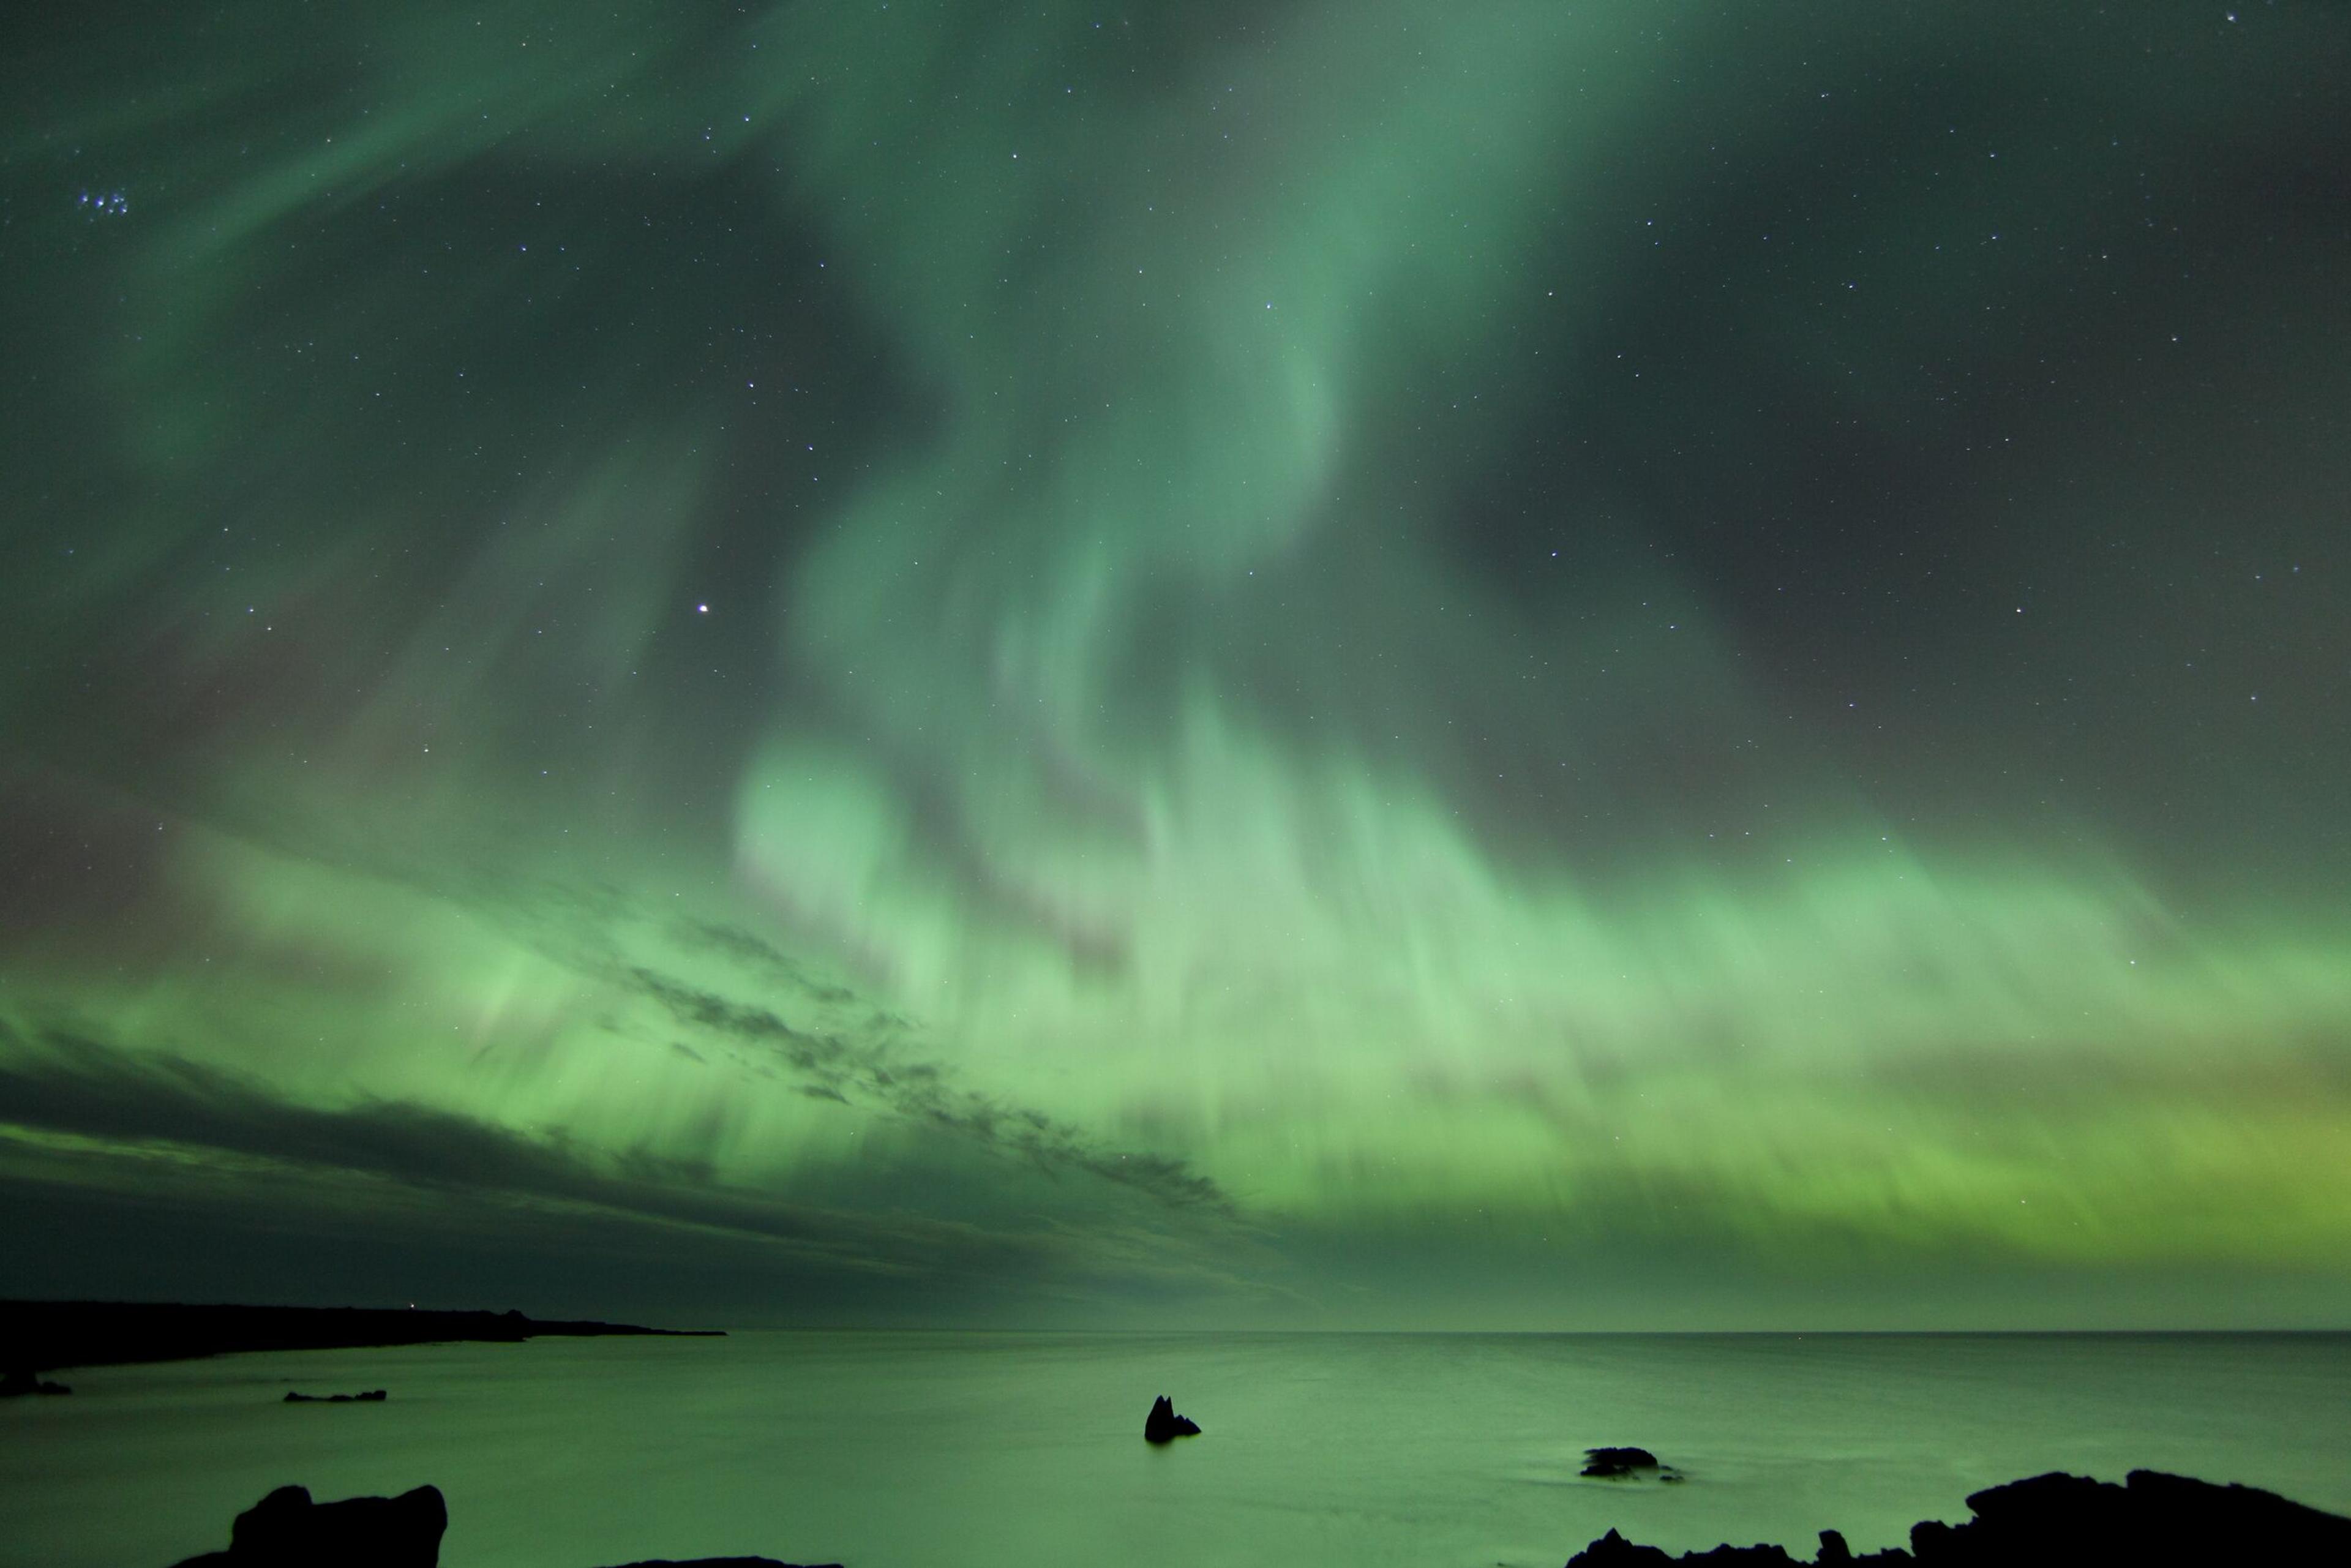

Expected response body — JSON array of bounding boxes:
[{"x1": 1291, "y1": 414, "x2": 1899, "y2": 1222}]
[{"x1": 3, "y1": 1, "x2": 2350, "y2": 1326}]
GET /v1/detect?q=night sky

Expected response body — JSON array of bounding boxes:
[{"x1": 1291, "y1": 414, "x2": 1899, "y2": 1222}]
[{"x1": 3, "y1": 1, "x2": 2348, "y2": 1329}]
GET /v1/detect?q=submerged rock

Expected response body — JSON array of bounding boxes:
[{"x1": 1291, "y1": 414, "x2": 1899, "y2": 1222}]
[
  {"x1": 1564, "y1": 1469, "x2": 2351, "y2": 1566},
  {"x1": 1144, "y1": 1394, "x2": 1202, "y2": 1442},
  {"x1": 169, "y1": 1483, "x2": 447, "y2": 1567},
  {"x1": 1582, "y1": 1447, "x2": 1663, "y2": 1478},
  {"x1": 594, "y1": 1561, "x2": 844, "y2": 1567},
  {"x1": 283, "y1": 1389, "x2": 388, "y2": 1403},
  {"x1": 1, "y1": 1368, "x2": 72, "y2": 1397}
]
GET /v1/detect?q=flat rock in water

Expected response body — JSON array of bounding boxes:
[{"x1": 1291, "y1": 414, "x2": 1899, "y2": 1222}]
[
  {"x1": 595, "y1": 1560, "x2": 844, "y2": 1567},
  {"x1": 1582, "y1": 1446, "x2": 1667, "y2": 1478},
  {"x1": 283, "y1": 1389, "x2": 388, "y2": 1402}
]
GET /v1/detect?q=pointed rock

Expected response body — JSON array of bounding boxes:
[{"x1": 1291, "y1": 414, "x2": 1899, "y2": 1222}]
[{"x1": 1143, "y1": 1394, "x2": 1201, "y2": 1443}]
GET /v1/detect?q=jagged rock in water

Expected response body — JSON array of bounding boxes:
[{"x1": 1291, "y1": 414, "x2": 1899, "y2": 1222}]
[
  {"x1": 168, "y1": 1484, "x2": 447, "y2": 1567},
  {"x1": 1143, "y1": 1394, "x2": 1202, "y2": 1442}
]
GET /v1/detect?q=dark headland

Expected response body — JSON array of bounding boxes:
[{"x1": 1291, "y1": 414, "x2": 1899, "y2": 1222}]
[{"x1": 2, "y1": 1299, "x2": 722, "y2": 1375}]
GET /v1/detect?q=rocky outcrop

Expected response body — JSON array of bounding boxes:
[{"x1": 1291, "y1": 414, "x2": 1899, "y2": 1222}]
[
  {"x1": 1565, "y1": 1469, "x2": 2351, "y2": 1566},
  {"x1": 170, "y1": 1484, "x2": 448, "y2": 1567},
  {"x1": 1570, "y1": 1528, "x2": 1805, "y2": 1565},
  {"x1": 1908, "y1": 1469, "x2": 2351, "y2": 1562},
  {"x1": 1582, "y1": 1446, "x2": 1682, "y2": 1480},
  {"x1": 1, "y1": 1367, "x2": 71, "y2": 1397},
  {"x1": 1144, "y1": 1394, "x2": 1202, "y2": 1442},
  {"x1": 283, "y1": 1389, "x2": 388, "y2": 1402}
]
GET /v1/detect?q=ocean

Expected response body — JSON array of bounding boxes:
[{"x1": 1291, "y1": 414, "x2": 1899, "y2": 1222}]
[{"x1": 6, "y1": 1332, "x2": 2348, "y2": 1567}]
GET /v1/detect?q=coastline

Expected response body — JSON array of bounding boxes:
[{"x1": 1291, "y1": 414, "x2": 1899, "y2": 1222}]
[
  {"x1": 159, "y1": 1468, "x2": 2351, "y2": 1568},
  {"x1": 11, "y1": 1330, "x2": 2347, "y2": 1567},
  {"x1": 1, "y1": 1299, "x2": 722, "y2": 1374},
  {"x1": 1566, "y1": 1468, "x2": 2351, "y2": 1565}
]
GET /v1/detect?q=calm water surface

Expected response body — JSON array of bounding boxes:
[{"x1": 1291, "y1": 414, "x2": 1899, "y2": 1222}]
[{"x1": 6, "y1": 1332, "x2": 2348, "y2": 1567}]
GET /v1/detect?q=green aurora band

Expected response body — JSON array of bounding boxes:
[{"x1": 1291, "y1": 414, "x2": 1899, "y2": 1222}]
[{"x1": 2, "y1": 1, "x2": 2349, "y2": 1324}]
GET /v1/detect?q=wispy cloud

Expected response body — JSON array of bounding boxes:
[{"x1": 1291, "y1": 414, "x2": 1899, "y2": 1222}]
[
  {"x1": 0, "y1": 1022, "x2": 1136, "y2": 1287},
  {"x1": 624, "y1": 969, "x2": 1235, "y2": 1216}
]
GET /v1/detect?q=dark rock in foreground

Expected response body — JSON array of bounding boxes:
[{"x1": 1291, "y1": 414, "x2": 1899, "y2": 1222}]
[
  {"x1": 2, "y1": 1299, "x2": 724, "y2": 1374},
  {"x1": 167, "y1": 1487, "x2": 842, "y2": 1568},
  {"x1": 284, "y1": 1388, "x2": 388, "y2": 1402},
  {"x1": 1565, "y1": 1468, "x2": 2351, "y2": 1566},
  {"x1": 2, "y1": 1367, "x2": 72, "y2": 1396},
  {"x1": 1144, "y1": 1393, "x2": 1202, "y2": 1442},
  {"x1": 170, "y1": 1484, "x2": 448, "y2": 1567},
  {"x1": 1573, "y1": 1528, "x2": 1815, "y2": 1566}
]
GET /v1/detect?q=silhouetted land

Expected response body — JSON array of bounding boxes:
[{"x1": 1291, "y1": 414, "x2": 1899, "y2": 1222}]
[
  {"x1": 2, "y1": 1300, "x2": 722, "y2": 1374},
  {"x1": 1, "y1": 1366, "x2": 72, "y2": 1396},
  {"x1": 157, "y1": 1469, "x2": 2351, "y2": 1568},
  {"x1": 1567, "y1": 1468, "x2": 2351, "y2": 1565}
]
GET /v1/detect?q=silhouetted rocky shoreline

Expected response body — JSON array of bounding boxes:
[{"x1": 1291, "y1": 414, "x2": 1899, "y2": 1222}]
[
  {"x1": 1567, "y1": 1468, "x2": 2351, "y2": 1565},
  {"x1": 1, "y1": 1299, "x2": 723, "y2": 1375},
  {"x1": 158, "y1": 1467, "x2": 2350, "y2": 1567}
]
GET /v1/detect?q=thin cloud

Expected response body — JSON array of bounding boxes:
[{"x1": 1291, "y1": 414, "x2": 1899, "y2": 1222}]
[
  {"x1": 624, "y1": 968, "x2": 1234, "y2": 1215},
  {"x1": 0, "y1": 1023, "x2": 1101, "y2": 1284}
]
